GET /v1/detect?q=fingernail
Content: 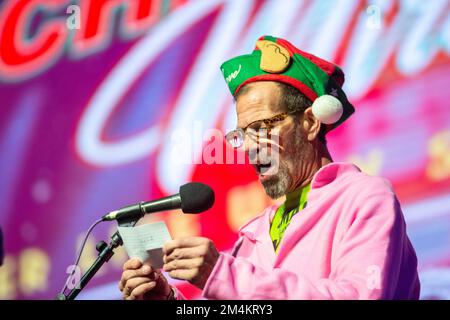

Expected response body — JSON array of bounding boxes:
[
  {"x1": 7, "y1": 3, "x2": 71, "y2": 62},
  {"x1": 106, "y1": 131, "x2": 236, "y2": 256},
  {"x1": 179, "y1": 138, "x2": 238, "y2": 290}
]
[
  {"x1": 142, "y1": 265, "x2": 151, "y2": 273},
  {"x1": 149, "y1": 272, "x2": 157, "y2": 280}
]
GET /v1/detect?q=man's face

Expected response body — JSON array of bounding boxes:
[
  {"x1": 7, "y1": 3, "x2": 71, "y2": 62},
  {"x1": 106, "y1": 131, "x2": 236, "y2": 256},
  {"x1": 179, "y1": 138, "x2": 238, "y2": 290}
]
[{"x1": 235, "y1": 81, "x2": 311, "y2": 199}]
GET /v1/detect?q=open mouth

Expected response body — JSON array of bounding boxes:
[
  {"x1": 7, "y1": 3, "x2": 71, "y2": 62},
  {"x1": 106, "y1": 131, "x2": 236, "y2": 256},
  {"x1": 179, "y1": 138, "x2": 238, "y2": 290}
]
[{"x1": 255, "y1": 162, "x2": 275, "y2": 176}]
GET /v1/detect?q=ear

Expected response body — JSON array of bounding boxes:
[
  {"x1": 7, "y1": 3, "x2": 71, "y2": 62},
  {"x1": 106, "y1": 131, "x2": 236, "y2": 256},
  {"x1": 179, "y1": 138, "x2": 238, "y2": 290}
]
[{"x1": 302, "y1": 107, "x2": 322, "y2": 142}]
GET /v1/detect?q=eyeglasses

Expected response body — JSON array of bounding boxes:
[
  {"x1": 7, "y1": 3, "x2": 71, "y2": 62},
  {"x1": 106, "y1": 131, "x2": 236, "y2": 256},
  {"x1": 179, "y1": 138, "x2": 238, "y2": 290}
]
[{"x1": 225, "y1": 112, "x2": 293, "y2": 149}]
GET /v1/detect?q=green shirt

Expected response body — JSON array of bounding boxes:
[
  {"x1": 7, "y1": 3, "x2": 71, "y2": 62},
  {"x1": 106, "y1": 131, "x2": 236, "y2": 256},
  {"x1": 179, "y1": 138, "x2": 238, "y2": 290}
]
[{"x1": 269, "y1": 184, "x2": 311, "y2": 252}]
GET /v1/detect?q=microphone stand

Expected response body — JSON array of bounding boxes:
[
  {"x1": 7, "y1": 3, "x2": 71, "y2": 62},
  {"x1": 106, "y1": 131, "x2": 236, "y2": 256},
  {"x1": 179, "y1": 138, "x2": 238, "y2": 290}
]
[{"x1": 57, "y1": 218, "x2": 137, "y2": 300}]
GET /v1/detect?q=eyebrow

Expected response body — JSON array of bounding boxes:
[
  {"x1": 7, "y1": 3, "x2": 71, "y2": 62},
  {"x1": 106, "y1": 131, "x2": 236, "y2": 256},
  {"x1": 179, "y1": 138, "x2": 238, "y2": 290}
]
[
  {"x1": 237, "y1": 118, "x2": 261, "y2": 130},
  {"x1": 237, "y1": 114, "x2": 275, "y2": 130}
]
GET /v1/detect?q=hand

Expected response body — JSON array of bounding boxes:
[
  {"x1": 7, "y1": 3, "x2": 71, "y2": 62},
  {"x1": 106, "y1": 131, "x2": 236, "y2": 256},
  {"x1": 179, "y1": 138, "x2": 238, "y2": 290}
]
[
  {"x1": 163, "y1": 237, "x2": 220, "y2": 289},
  {"x1": 119, "y1": 258, "x2": 173, "y2": 300}
]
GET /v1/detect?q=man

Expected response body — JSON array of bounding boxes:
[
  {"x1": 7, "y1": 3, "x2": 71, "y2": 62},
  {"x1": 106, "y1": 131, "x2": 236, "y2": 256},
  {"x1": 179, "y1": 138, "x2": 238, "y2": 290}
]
[{"x1": 119, "y1": 36, "x2": 420, "y2": 300}]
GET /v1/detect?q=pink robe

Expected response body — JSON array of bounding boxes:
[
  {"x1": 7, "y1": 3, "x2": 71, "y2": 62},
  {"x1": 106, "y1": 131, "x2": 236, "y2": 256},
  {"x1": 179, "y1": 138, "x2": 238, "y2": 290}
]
[{"x1": 181, "y1": 162, "x2": 420, "y2": 300}]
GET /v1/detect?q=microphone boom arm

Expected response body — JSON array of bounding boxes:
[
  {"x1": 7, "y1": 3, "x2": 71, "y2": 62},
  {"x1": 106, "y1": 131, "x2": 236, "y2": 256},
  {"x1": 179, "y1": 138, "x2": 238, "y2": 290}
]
[{"x1": 57, "y1": 217, "x2": 136, "y2": 300}]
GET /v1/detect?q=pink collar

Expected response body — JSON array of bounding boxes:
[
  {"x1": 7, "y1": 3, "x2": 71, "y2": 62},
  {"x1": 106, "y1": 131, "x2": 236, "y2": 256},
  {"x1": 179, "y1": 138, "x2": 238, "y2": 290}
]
[{"x1": 238, "y1": 162, "x2": 361, "y2": 242}]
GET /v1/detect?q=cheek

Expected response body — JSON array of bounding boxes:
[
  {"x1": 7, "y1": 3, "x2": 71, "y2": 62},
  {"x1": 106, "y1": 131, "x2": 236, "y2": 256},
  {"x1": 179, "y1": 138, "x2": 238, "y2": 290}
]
[
  {"x1": 276, "y1": 130, "x2": 295, "y2": 154},
  {"x1": 278, "y1": 124, "x2": 299, "y2": 145},
  {"x1": 264, "y1": 133, "x2": 288, "y2": 164},
  {"x1": 279, "y1": 133, "x2": 306, "y2": 166}
]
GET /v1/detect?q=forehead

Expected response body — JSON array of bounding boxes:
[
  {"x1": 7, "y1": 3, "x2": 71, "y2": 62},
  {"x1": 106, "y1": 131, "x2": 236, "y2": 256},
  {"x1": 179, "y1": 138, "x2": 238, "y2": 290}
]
[{"x1": 235, "y1": 82, "x2": 283, "y2": 120}]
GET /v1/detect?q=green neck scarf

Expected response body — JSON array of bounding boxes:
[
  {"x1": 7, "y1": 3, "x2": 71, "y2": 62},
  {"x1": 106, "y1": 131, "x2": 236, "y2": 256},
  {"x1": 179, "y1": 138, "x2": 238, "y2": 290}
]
[{"x1": 269, "y1": 184, "x2": 311, "y2": 252}]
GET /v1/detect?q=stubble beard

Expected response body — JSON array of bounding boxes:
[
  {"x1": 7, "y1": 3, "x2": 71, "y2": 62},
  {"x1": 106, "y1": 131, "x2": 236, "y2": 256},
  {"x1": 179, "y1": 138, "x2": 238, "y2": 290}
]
[{"x1": 261, "y1": 128, "x2": 308, "y2": 199}]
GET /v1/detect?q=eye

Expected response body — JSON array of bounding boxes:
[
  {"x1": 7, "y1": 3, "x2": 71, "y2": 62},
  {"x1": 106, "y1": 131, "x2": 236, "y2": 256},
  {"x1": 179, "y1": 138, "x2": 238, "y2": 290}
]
[
  {"x1": 251, "y1": 120, "x2": 271, "y2": 131},
  {"x1": 258, "y1": 121, "x2": 270, "y2": 132},
  {"x1": 247, "y1": 121, "x2": 262, "y2": 131}
]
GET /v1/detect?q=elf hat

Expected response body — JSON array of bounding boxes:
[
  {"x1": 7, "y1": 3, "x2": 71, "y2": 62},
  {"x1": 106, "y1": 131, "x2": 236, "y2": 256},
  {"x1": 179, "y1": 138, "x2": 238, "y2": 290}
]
[{"x1": 220, "y1": 35, "x2": 355, "y2": 131}]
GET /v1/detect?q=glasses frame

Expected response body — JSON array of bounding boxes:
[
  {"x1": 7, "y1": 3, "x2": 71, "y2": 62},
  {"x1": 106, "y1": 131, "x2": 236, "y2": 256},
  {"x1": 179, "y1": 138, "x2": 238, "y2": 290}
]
[{"x1": 225, "y1": 111, "x2": 296, "y2": 149}]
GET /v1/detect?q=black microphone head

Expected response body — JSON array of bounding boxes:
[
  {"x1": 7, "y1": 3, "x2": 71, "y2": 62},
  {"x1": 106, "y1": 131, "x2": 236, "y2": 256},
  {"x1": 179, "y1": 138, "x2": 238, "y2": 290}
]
[{"x1": 179, "y1": 182, "x2": 215, "y2": 213}]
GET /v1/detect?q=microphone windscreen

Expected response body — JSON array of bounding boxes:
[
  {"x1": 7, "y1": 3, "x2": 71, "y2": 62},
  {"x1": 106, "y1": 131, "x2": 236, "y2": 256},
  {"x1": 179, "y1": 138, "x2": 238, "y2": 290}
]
[{"x1": 179, "y1": 182, "x2": 215, "y2": 213}]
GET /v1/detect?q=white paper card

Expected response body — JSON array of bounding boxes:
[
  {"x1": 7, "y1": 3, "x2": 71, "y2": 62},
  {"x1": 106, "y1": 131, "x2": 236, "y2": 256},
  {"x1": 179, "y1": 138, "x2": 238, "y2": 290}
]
[{"x1": 118, "y1": 221, "x2": 172, "y2": 269}]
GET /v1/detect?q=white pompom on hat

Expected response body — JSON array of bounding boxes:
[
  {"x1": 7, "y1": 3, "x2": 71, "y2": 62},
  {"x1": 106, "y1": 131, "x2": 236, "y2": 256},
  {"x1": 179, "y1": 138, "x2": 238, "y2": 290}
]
[{"x1": 311, "y1": 94, "x2": 343, "y2": 125}]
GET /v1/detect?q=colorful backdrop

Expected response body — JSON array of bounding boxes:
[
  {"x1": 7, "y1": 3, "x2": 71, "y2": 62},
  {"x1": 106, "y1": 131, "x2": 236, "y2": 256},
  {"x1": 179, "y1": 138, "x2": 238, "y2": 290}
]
[{"x1": 0, "y1": 0, "x2": 449, "y2": 300}]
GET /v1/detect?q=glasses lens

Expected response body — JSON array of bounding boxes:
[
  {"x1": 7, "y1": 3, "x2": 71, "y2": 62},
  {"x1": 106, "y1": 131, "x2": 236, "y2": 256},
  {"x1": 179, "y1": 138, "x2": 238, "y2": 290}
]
[
  {"x1": 247, "y1": 126, "x2": 269, "y2": 141},
  {"x1": 226, "y1": 130, "x2": 244, "y2": 148}
]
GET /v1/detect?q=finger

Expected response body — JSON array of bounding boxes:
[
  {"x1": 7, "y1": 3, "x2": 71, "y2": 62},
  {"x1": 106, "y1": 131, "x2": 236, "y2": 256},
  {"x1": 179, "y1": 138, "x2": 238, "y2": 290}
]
[
  {"x1": 120, "y1": 265, "x2": 153, "y2": 286},
  {"x1": 163, "y1": 237, "x2": 208, "y2": 256},
  {"x1": 163, "y1": 247, "x2": 206, "y2": 264},
  {"x1": 124, "y1": 276, "x2": 154, "y2": 295},
  {"x1": 163, "y1": 258, "x2": 203, "y2": 272},
  {"x1": 122, "y1": 282, "x2": 133, "y2": 300},
  {"x1": 122, "y1": 277, "x2": 149, "y2": 300},
  {"x1": 123, "y1": 258, "x2": 143, "y2": 271},
  {"x1": 128, "y1": 282, "x2": 157, "y2": 300},
  {"x1": 167, "y1": 268, "x2": 198, "y2": 282}
]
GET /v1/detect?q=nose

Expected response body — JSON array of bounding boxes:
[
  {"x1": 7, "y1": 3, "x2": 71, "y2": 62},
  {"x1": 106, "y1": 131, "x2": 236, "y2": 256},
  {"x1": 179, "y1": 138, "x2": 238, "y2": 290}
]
[
  {"x1": 245, "y1": 132, "x2": 282, "y2": 166},
  {"x1": 244, "y1": 134, "x2": 273, "y2": 165},
  {"x1": 244, "y1": 136, "x2": 259, "y2": 164},
  {"x1": 243, "y1": 133, "x2": 253, "y2": 153}
]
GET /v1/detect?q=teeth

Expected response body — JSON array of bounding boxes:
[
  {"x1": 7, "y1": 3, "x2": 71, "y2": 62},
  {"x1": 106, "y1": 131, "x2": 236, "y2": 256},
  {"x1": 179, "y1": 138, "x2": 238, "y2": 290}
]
[{"x1": 259, "y1": 165, "x2": 271, "y2": 175}]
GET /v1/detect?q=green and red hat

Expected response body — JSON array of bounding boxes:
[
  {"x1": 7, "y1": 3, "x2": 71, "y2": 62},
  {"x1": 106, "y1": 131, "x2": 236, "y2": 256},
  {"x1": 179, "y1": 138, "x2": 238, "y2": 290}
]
[{"x1": 220, "y1": 35, "x2": 355, "y2": 130}]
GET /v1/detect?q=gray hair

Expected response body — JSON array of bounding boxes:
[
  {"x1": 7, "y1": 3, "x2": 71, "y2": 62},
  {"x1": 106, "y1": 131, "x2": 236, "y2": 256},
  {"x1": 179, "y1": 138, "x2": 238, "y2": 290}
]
[
  {"x1": 276, "y1": 82, "x2": 327, "y2": 144},
  {"x1": 235, "y1": 82, "x2": 327, "y2": 144}
]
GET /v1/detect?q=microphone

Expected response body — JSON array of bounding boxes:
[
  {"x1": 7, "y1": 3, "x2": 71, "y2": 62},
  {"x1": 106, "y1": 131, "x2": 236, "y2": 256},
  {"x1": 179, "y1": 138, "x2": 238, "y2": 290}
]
[{"x1": 101, "y1": 182, "x2": 214, "y2": 222}]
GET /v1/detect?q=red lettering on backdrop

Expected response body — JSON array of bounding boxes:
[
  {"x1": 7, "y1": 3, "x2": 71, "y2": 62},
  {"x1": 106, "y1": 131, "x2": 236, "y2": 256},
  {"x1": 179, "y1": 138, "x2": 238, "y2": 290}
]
[
  {"x1": 122, "y1": 0, "x2": 163, "y2": 36},
  {"x1": 168, "y1": 0, "x2": 188, "y2": 11},
  {"x1": 121, "y1": 0, "x2": 188, "y2": 39},
  {"x1": 0, "y1": 0, "x2": 67, "y2": 80},
  {"x1": 71, "y1": 0, "x2": 124, "y2": 55}
]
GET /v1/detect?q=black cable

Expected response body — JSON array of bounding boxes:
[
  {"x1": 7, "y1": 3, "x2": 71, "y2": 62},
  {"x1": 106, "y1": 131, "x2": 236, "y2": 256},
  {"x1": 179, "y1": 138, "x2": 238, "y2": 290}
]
[{"x1": 59, "y1": 218, "x2": 103, "y2": 296}]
